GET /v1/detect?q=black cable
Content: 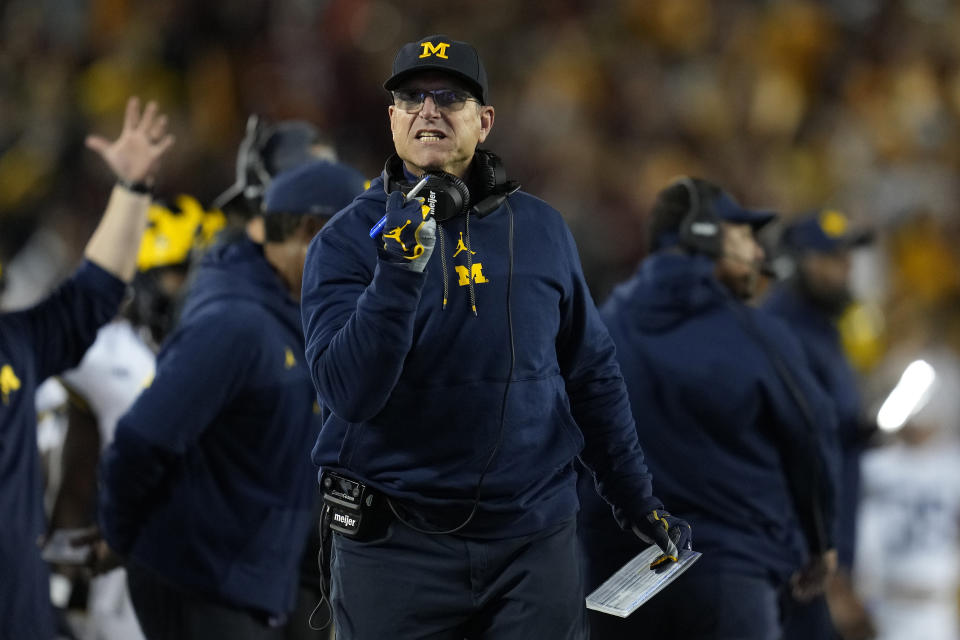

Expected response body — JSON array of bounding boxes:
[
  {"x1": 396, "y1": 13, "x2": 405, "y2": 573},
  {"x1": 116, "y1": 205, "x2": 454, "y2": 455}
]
[
  {"x1": 387, "y1": 196, "x2": 516, "y2": 535},
  {"x1": 308, "y1": 504, "x2": 333, "y2": 631}
]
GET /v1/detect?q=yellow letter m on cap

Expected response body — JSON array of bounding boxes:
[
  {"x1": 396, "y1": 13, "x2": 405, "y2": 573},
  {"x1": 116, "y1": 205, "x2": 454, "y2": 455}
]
[{"x1": 419, "y1": 41, "x2": 450, "y2": 59}]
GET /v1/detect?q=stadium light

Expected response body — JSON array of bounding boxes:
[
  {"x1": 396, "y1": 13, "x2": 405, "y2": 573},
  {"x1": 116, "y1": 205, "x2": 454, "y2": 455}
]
[{"x1": 876, "y1": 359, "x2": 937, "y2": 433}]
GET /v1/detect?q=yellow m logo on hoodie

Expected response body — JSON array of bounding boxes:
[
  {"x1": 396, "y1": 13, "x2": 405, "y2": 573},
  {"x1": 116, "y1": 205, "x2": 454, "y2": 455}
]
[
  {"x1": 454, "y1": 263, "x2": 488, "y2": 286},
  {"x1": 1, "y1": 364, "x2": 21, "y2": 404}
]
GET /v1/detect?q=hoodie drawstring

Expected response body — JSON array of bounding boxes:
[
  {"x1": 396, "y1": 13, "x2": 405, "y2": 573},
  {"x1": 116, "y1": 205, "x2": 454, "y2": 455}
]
[
  {"x1": 436, "y1": 213, "x2": 479, "y2": 315},
  {"x1": 465, "y1": 210, "x2": 478, "y2": 316},
  {"x1": 438, "y1": 225, "x2": 449, "y2": 310}
]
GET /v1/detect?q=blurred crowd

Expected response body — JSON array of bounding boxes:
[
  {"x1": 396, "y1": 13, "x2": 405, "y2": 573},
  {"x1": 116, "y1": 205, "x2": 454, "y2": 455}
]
[
  {"x1": 6, "y1": 0, "x2": 960, "y2": 637},
  {"x1": 5, "y1": 0, "x2": 960, "y2": 296}
]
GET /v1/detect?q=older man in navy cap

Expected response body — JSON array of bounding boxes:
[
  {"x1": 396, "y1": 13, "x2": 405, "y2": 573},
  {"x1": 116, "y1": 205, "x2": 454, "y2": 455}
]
[
  {"x1": 579, "y1": 178, "x2": 840, "y2": 639},
  {"x1": 301, "y1": 35, "x2": 690, "y2": 639},
  {"x1": 99, "y1": 160, "x2": 366, "y2": 640},
  {"x1": 765, "y1": 209, "x2": 877, "y2": 640}
]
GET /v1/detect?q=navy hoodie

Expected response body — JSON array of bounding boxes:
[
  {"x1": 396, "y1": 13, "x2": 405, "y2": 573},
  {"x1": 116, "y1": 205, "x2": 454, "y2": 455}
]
[
  {"x1": 578, "y1": 253, "x2": 838, "y2": 583},
  {"x1": 99, "y1": 238, "x2": 320, "y2": 616},
  {"x1": 764, "y1": 283, "x2": 863, "y2": 569},
  {"x1": 301, "y1": 176, "x2": 662, "y2": 538},
  {"x1": 0, "y1": 261, "x2": 125, "y2": 640}
]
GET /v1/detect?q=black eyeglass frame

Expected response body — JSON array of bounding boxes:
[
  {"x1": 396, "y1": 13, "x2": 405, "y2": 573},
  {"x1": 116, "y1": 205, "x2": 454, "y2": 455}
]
[{"x1": 391, "y1": 88, "x2": 480, "y2": 113}]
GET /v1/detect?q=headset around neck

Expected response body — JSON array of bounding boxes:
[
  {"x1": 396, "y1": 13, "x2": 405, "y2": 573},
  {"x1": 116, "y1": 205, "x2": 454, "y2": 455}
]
[{"x1": 382, "y1": 149, "x2": 520, "y2": 222}]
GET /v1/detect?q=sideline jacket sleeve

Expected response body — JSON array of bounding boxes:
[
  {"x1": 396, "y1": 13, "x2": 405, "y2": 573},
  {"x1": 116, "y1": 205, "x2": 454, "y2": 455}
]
[
  {"x1": 762, "y1": 322, "x2": 840, "y2": 554},
  {"x1": 98, "y1": 310, "x2": 253, "y2": 554},
  {"x1": 5, "y1": 260, "x2": 126, "y2": 380},
  {"x1": 301, "y1": 220, "x2": 427, "y2": 423},
  {"x1": 555, "y1": 225, "x2": 661, "y2": 526}
]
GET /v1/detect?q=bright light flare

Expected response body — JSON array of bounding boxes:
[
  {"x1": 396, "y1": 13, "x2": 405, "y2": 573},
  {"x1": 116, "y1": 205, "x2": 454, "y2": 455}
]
[{"x1": 877, "y1": 359, "x2": 937, "y2": 432}]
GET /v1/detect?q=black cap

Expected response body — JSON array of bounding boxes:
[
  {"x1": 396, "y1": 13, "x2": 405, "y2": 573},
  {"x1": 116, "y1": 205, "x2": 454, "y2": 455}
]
[{"x1": 384, "y1": 35, "x2": 488, "y2": 104}]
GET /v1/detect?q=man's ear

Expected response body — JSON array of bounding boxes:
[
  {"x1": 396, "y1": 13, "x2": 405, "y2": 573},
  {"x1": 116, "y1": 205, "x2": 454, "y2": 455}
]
[{"x1": 477, "y1": 105, "x2": 494, "y2": 144}]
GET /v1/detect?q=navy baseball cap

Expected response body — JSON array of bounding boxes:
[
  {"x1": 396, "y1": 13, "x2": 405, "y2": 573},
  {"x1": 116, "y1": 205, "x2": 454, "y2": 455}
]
[
  {"x1": 781, "y1": 209, "x2": 875, "y2": 253},
  {"x1": 264, "y1": 160, "x2": 367, "y2": 218},
  {"x1": 712, "y1": 190, "x2": 777, "y2": 229},
  {"x1": 650, "y1": 177, "x2": 776, "y2": 251},
  {"x1": 384, "y1": 35, "x2": 489, "y2": 104}
]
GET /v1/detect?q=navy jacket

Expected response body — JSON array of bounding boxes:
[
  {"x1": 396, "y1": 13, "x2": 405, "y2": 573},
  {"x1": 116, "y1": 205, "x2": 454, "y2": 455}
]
[
  {"x1": 302, "y1": 175, "x2": 661, "y2": 538},
  {"x1": 0, "y1": 261, "x2": 125, "y2": 640},
  {"x1": 764, "y1": 283, "x2": 863, "y2": 569},
  {"x1": 579, "y1": 253, "x2": 838, "y2": 582},
  {"x1": 99, "y1": 238, "x2": 320, "y2": 616}
]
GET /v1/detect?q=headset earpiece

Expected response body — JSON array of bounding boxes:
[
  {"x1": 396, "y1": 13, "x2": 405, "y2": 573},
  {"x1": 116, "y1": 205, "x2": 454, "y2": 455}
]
[
  {"x1": 424, "y1": 171, "x2": 470, "y2": 222},
  {"x1": 382, "y1": 154, "x2": 407, "y2": 195},
  {"x1": 469, "y1": 149, "x2": 520, "y2": 218},
  {"x1": 473, "y1": 149, "x2": 505, "y2": 196},
  {"x1": 677, "y1": 176, "x2": 723, "y2": 258}
]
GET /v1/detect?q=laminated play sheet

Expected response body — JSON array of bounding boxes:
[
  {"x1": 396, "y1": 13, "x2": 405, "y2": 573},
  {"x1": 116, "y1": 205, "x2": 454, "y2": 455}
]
[{"x1": 585, "y1": 547, "x2": 702, "y2": 618}]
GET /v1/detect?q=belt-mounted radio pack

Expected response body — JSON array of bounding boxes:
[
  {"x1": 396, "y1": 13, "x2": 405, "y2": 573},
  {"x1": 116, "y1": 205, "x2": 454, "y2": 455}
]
[
  {"x1": 320, "y1": 471, "x2": 390, "y2": 541},
  {"x1": 316, "y1": 471, "x2": 392, "y2": 606}
]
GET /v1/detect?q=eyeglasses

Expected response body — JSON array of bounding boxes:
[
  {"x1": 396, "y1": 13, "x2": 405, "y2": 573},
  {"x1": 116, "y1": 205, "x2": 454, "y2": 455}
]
[{"x1": 391, "y1": 88, "x2": 479, "y2": 113}]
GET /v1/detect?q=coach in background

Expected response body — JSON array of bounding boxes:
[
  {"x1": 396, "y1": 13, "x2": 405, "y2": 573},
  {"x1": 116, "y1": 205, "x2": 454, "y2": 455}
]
[
  {"x1": 211, "y1": 116, "x2": 337, "y2": 245},
  {"x1": 48, "y1": 196, "x2": 217, "y2": 640},
  {"x1": 765, "y1": 210, "x2": 877, "y2": 640},
  {"x1": 98, "y1": 159, "x2": 366, "y2": 640},
  {"x1": 578, "y1": 177, "x2": 839, "y2": 640},
  {"x1": 301, "y1": 34, "x2": 689, "y2": 639},
  {"x1": 0, "y1": 97, "x2": 173, "y2": 640}
]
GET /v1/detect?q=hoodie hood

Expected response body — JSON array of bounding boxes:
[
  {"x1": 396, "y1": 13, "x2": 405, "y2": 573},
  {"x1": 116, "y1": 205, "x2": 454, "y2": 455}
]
[
  {"x1": 359, "y1": 175, "x2": 389, "y2": 207},
  {"x1": 606, "y1": 252, "x2": 730, "y2": 333},
  {"x1": 180, "y1": 237, "x2": 301, "y2": 335}
]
